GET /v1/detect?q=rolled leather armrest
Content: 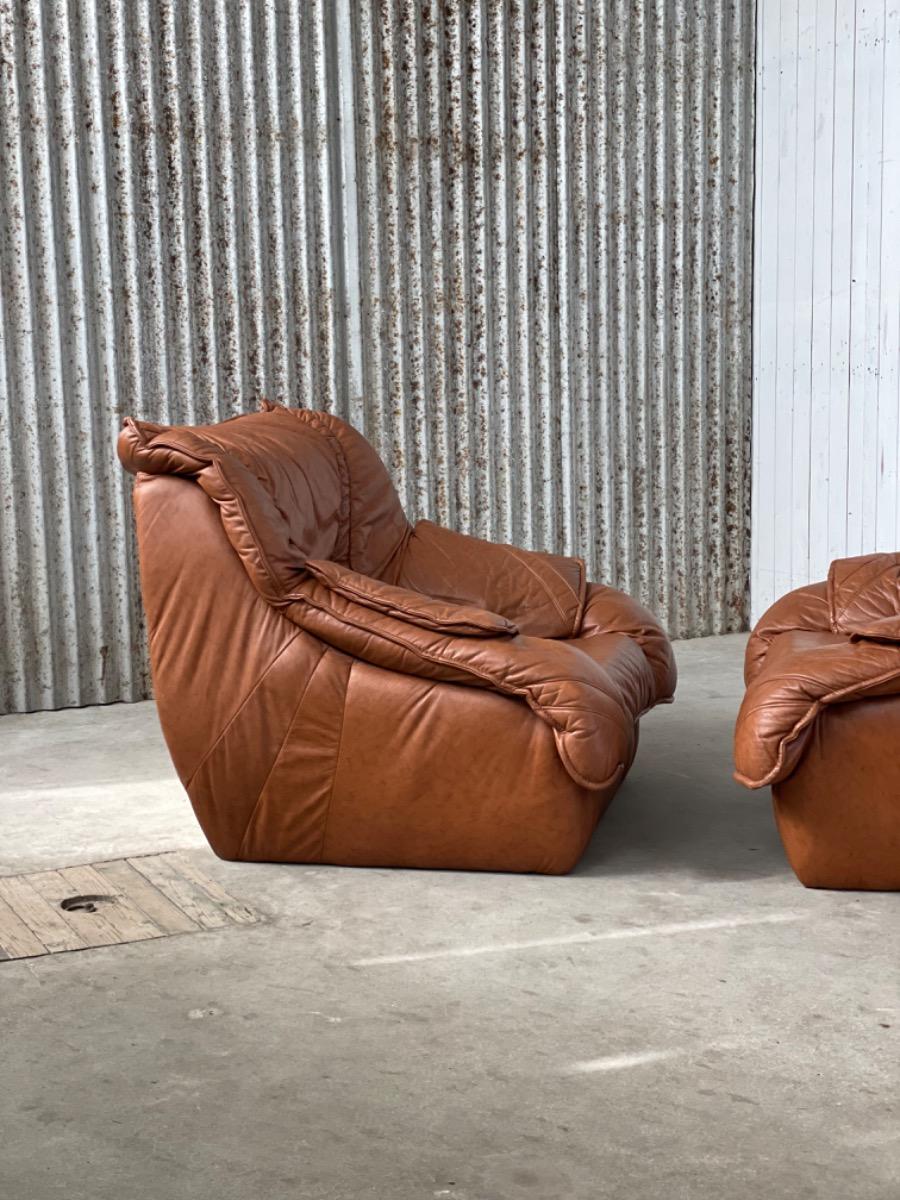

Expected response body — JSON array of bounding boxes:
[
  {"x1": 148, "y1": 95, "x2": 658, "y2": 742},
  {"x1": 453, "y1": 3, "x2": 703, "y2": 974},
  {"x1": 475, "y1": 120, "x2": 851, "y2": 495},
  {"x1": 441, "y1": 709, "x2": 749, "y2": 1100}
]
[
  {"x1": 304, "y1": 559, "x2": 518, "y2": 637},
  {"x1": 283, "y1": 581, "x2": 637, "y2": 791},
  {"x1": 578, "y1": 584, "x2": 677, "y2": 704}
]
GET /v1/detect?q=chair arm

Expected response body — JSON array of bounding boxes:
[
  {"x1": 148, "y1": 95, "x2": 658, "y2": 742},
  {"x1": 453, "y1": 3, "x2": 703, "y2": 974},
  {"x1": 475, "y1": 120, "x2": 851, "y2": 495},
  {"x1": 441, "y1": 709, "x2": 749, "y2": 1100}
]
[
  {"x1": 283, "y1": 581, "x2": 636, "y2": 791},
  {"x1": 734, "y1": 629, "x2": 900, "y2": 788},
  {"x1": 578, "y1": 584, "x2": 676, "y2": 704},
  {"x1": 304, "y1": 559, "x2": 517, "y2": 638}
]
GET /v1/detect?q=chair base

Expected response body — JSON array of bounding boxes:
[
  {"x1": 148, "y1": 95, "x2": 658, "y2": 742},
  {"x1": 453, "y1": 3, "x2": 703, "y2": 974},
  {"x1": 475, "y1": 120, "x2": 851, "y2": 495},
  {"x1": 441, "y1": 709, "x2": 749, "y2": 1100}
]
[
  {"x1": 772, "y1": 696, "x2": 900, "y2": 890},
  {"x1": 238, "y1": 784, "x2": 621, "y2": 876}
]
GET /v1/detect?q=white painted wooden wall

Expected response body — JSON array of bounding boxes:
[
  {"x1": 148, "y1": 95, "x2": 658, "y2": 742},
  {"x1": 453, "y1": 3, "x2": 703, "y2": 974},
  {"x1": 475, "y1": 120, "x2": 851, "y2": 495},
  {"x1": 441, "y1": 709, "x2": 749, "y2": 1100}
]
[{"x1": 752, "y1": 0, "x2": 900, "y2": 620}]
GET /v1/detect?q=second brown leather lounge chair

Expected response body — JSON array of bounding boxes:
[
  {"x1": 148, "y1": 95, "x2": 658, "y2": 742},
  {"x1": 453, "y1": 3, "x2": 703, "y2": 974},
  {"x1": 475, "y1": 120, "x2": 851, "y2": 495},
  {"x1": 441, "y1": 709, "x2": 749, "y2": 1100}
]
[
  {"x1": 118, "y1": 403, "x2": 676, "y2": 874},
  {"x1": 734, "y1": 553, "x2": 900, "y2": 890}
]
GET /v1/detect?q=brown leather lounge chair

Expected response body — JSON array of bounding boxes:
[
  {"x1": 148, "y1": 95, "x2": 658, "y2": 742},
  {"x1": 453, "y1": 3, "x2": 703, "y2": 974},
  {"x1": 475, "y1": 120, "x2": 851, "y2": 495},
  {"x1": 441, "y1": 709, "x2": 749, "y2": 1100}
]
[
  {"x1": 734, "y1": 553, "x2": 900, "y2": 890},
  {"x1": 118, "y1": 403, "x2": 676, "y2": 874}
]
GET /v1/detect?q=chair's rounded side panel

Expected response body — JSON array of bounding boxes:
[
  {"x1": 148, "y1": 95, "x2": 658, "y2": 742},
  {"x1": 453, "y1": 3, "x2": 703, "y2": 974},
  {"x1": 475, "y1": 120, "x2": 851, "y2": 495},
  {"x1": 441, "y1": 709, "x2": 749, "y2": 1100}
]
[
  {"x1": 315, "y1": 659, "x2": 619, "y2": 874},
  {"x1": 133, "y1": 474, "x2": 329, "y2": 859},
  {"x1": 773, "y1": 696, "x2": 900, "y2": 889}
]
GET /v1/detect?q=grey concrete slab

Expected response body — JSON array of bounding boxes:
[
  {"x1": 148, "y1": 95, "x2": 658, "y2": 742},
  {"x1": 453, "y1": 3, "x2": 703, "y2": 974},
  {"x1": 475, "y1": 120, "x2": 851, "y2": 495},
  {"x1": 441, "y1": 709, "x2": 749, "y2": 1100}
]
[
  {"x1": 0, "y1": 700, "x2": 203, "y2": 874},
  {"x1": 0, "y1": 635, "x2": 897, "y2": 1200}
]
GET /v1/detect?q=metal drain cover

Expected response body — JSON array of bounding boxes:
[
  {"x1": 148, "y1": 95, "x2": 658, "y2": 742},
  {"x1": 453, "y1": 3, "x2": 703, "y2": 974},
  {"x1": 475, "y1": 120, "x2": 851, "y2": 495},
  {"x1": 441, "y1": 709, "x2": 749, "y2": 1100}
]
[{"x1": 0, "y1": 852, "x2": 260, "y2": 961}]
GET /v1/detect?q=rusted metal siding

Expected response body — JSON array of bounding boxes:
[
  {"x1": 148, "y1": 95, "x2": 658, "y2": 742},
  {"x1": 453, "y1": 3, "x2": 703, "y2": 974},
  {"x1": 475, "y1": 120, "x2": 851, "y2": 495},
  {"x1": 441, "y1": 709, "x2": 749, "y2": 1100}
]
[
  {"x1": 0, "y1": 0, "x2": 350, "y2": 713},
  {"x1": 350, "y1": 0, "x2": 754, "y2": 637},
  {"x1": 0, "y1": 1, "x2": 754, "y2": 715}
]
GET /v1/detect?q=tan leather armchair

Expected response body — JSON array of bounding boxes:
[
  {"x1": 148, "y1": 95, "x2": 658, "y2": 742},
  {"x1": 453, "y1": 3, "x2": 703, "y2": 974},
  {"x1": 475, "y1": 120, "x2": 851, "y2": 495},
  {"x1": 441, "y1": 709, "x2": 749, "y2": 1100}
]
[
  {"x1": 119, "y1": 404, "x2": 676, "y2": 874},
  {"x1": 734, "y1": 553, "x2": 900, "y2": 889}
]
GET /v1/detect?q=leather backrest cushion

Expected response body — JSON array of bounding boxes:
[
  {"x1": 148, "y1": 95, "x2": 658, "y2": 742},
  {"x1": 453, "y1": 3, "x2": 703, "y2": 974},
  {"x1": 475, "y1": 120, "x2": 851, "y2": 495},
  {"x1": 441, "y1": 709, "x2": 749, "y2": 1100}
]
[
  {"x1": 119, "y1": 409, "x2": 346, "y2": 599},
  {"x1": 120, "y1": 406, "x2": 411, "y2": 600},
  {"x1": 828, "y1": 552, "x2": 900, "y2": 640},
  {"x1": 395, "y1": 520, "x2": 586, "y2": 639},
  {"x1": 300, "y1": 409, "x2": 411, "y2": 578}
]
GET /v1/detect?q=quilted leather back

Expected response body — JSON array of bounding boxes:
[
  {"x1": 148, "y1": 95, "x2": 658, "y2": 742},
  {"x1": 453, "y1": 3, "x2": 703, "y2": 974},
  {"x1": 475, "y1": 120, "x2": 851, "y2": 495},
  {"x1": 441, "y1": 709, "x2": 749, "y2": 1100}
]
[{"x1": 118, "y1": 404, "x2": 410, "y2": 601}]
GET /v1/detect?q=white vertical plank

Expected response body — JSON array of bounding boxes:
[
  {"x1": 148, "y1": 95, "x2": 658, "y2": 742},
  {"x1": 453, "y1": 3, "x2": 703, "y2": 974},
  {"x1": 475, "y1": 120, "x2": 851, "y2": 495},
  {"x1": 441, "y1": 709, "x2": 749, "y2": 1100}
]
[
  {"x1": 808, "y1": 0, "x2": 837, "y2": 584},
  {"x1": 876, "y1": 4, "x2": 900, "y2": 549},
  {"x1": 752, "y1": 0, "x2": 780, "y2": 617},
  {"x1": 826, "y1": 0, "x2": 856, "y2": 566},
  {"x1": 333, "y1": 0, "x2": 364, "y2": 418},
  {"x1": 791, "y1": 3, "x2": 817, "y2": 593},
  {"x1": 772, "y1": 0, "x2": 800, "y2": 603},
  {"x1": 848, "y1": 3, "x2": 884, "y2": 555},
  {"x1": 753, "y1": 0, "x2": 900, "y2": 619}
]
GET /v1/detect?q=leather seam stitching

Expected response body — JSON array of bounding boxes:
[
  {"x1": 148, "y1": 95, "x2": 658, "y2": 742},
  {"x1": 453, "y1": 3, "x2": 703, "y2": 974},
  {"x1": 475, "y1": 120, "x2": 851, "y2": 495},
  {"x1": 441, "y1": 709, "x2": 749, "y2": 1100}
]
[
  {"x1": 829, "y1": 557, "x2": 880, "y2": 627},
  {"x1": 185, "y1": 630, "x2": 303, "y2": 788},
  {"x1": 318, "y1": 660, "x2": 353, "y2": 861},
  {"x1": 534, "y1": 551, "x2": 587, "y2": 631},
  {"x1": 506, "y1": 546, "x2": 572, "y2": 627},
  {"x1": 553, "y1": 735, "x2": 625, "y2": 790},
  {"x1": 237, "y1": 646, "x2": 328, "y2": 857}
]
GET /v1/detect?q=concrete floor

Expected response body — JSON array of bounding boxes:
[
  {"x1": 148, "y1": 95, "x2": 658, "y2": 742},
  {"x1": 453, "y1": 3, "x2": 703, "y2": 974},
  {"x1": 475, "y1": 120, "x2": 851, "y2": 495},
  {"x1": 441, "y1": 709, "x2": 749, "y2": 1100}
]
[{"x1": 0, "y1": 634, "x2": 897, "y2": 1200}]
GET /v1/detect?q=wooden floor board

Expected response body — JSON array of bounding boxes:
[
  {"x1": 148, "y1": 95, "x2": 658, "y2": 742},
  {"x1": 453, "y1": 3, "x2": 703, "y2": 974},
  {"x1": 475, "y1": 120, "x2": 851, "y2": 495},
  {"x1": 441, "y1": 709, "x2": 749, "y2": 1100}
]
[
  {"x1": 0, "y1": 853, "x2": 259, "y2": 962},
  {"x1": 0, "y1": 875, "x2": 87, "y2": 953},
  {"x1": 0, "y1": 894, "x2": 47, "y2": 960},
  {"x1": 93, "y1": 858, "x2": 199, "y2": 935}
]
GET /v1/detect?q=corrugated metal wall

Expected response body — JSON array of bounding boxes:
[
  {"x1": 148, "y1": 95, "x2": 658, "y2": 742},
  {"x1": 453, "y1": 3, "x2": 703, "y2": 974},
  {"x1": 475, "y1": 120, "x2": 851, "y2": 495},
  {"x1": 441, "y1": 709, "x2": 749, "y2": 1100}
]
[
  {"x1": 0, "y1": 0, "x2": 352, "y2": 713},
  {"x1": 752, "y1": 0, "x2": 900, "y2": 620},
  {"x1": 0, "y1": 1, "x2": 755, "y2": 715}
]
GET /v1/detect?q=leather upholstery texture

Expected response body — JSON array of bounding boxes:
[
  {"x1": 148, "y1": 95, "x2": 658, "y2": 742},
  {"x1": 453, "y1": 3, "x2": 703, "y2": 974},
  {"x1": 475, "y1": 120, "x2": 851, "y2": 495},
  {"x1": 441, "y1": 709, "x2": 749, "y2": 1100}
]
[
  {"x1": 734, "y1": 553, "x2": 900, "y2": 890},
  {"x1": 772, "y1": 698, "x2": 900, "y2": 890},
  {"x1": 120, "y1": 404, "x2": 676, "y2": 874}
]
